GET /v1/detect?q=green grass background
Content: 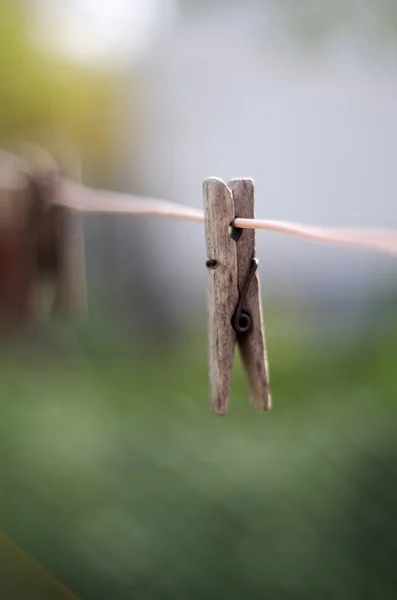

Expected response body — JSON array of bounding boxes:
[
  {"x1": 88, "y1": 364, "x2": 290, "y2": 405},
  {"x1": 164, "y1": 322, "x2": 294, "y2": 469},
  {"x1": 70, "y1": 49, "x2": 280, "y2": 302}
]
[{"x1": 0, "y1": 300, "x2": 396, "y2": 599}]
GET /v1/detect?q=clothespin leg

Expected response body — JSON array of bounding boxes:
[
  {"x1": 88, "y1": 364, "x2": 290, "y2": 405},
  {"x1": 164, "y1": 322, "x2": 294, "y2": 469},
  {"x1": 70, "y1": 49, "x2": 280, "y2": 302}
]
[
  {"x1": 54, "y1": 206, "x2": 87, "y2": 318},
  {"x1": 203, "y1": 178, "x2": 238, "y2": 414},
  {"x1": 229, "y1": 179, "x2": 271, "y2": 411}
]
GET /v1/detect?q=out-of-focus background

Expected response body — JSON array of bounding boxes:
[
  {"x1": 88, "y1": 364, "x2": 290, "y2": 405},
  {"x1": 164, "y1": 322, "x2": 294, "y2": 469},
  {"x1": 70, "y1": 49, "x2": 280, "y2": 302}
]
[{"x1": 1, "y1": 1, "x2": 397, "y2": 598}]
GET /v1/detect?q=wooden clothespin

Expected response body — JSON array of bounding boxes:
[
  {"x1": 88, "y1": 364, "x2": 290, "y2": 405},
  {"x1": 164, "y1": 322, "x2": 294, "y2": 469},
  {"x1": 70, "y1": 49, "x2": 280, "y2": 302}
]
[
  {"x1": 25, "y1": 146, "x2": 88, "y2": 320},
  {"x1": 203, "y1": 177, "x2": 271, "y2": 414},
  {"x1": 0, "y1": 146, "x2": 87, "y2": 329}
]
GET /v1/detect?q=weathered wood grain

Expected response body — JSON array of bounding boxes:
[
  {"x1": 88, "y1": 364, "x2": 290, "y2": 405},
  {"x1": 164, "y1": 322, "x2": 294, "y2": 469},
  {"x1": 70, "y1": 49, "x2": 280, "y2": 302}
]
[
  {"x1": 203, "y1": 178, "x2": 238, "y2": 414},
  {"x1": 229, "y1": 179, "x2": 271, "y2": 411}
]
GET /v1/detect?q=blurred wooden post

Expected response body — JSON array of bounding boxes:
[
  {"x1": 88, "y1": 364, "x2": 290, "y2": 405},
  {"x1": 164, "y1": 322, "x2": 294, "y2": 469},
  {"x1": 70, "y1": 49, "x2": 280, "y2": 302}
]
[
  {"x1": 0, "y1": 149, "x2": 87, "y2": 333},
  {"x1": 0, "y1": 151, "x2": 35, "y2": 328}
]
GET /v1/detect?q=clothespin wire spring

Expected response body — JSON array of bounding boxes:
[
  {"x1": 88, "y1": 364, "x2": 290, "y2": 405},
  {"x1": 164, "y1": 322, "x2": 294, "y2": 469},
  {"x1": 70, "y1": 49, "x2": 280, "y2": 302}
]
[{"x1": 232, "y1": 257, "x2": 259, "y2": 335}]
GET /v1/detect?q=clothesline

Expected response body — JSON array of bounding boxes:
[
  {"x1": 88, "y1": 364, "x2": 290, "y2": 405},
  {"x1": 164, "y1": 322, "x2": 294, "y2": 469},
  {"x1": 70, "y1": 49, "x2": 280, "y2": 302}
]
[{"x1": 57, "y1": 180, "x2": 397, "y2": 257}]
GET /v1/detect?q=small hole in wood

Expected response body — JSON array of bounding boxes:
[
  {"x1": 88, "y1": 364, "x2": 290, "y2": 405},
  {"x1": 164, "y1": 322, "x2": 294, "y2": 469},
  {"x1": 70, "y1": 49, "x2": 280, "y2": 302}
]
[
  {"x1": 229, "y1": 224, "x2": 242, "y2": 242},
  {"x1": 206, "y1": 259, "x2": 218, "y2": 269},
  {"x1": 238, "y1": 313, "x2": 251, "y2": 333}
]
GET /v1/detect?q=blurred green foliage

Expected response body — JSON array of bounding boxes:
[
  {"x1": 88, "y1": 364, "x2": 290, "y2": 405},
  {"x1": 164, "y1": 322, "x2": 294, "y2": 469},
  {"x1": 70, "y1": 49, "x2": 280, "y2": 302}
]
[
  {"x1": 180, "y1": 0, "x2": 397, "y2": 46},
  {"x1": 278, "y1": 0, "x2": 397, "y2": 45},
  {"x1": 0, "y1": 301, "x2": 396, "y2": 599},
  {"x1": 0, "y1": 0, "x2": 116, "y2": 173}
]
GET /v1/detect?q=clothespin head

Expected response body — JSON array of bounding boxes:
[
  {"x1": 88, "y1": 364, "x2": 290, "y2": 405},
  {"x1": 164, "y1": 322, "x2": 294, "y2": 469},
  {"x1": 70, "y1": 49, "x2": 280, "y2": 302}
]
[{"x1": 203, "y1": 177, "x2": 271, "y2": 414}]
